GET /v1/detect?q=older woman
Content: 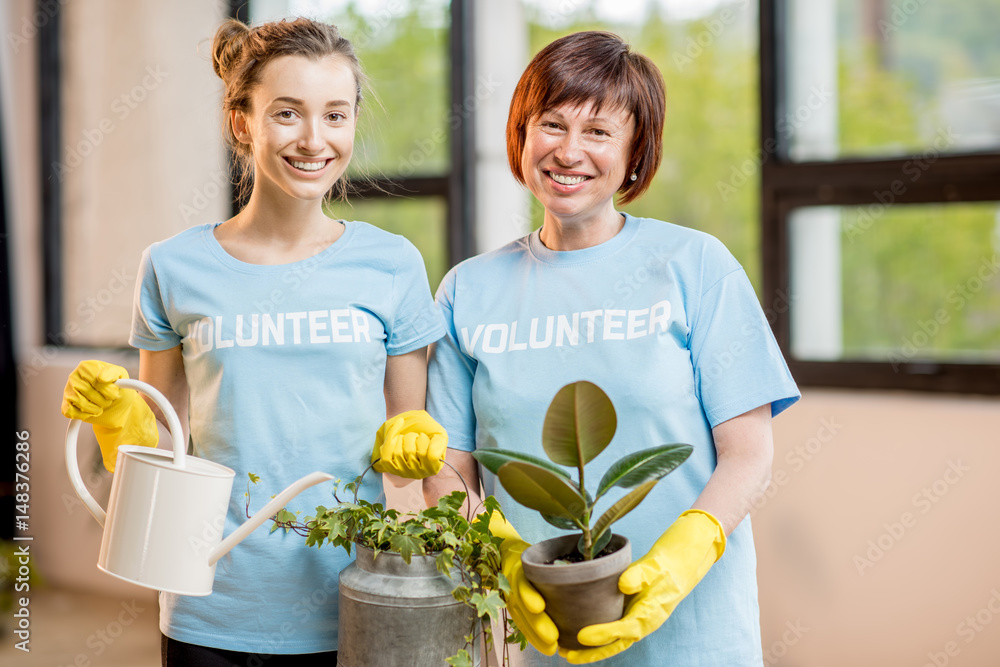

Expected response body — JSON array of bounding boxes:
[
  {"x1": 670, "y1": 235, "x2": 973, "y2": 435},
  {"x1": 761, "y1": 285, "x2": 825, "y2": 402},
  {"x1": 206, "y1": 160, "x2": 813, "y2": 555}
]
[{"x1": 425, "y1": 31, "x2": 799, "y2": 666}]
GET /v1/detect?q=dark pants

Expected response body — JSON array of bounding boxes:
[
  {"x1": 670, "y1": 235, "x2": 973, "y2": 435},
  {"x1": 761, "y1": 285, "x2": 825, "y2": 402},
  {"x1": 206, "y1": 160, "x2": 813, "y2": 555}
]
[{"x1": 161, "y1": 634, "x2": 337, "y2": 666}]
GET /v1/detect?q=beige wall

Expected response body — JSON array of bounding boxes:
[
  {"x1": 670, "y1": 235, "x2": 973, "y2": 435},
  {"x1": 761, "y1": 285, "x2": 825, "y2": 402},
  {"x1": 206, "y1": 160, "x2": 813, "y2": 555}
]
[
  {"x1": 60, "y1": 0, "x2": 229, "y2": 346},
  {"x1": 757, "y1": 389, "x2": 1000, "y2": 666}
]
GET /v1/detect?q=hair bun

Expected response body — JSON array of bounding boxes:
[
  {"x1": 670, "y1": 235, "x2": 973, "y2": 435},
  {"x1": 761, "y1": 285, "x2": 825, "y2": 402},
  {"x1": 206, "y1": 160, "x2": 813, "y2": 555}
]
[{"x1": 212, "y1": 18, "x2": 251, "y2": 80}]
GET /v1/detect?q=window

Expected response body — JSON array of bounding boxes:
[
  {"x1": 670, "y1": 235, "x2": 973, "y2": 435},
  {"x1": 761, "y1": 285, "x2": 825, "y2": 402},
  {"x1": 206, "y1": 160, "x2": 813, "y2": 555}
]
[
  {"x1": 520, "y1": 0, "x2": 764, "y2": 285},
  {"x1": 38, "y1": 1, "x2": 474, "y2": 349},
  {"x1": 245, "y1": 0, "x2": 472, "y2": 292},
  {"x1": 761, "y1": 0, "x2": 1000, "y2": 393}
]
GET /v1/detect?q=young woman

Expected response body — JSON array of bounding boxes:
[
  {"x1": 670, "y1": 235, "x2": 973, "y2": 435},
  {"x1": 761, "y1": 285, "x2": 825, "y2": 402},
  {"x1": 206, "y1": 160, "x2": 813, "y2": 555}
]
[
  {"x1": 426, "y1": 31, "x2": 800, "y2": 666},
  {"x1": 61, "y1": 18, "x2": 448, "y2": 666}
]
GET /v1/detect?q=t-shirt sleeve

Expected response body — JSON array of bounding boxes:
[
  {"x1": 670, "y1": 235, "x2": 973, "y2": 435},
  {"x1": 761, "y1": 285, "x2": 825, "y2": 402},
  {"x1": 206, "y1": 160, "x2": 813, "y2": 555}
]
[
  {"x1": 689, "y1": 252, "x2": 800, "y2": 427},
  {"x1": 385, "y1": 238, "x2": 446, "y2": 356},
  {"x1": 129, "y1": 246, "x2": 182, "y2": 351},
  {"x1": 426, "y1": 269, "x2": 478, "y2": 452}
]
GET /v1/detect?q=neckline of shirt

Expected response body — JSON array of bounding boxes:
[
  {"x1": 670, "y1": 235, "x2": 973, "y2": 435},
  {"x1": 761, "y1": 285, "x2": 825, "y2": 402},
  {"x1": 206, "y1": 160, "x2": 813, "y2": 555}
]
[
  {"x1": 202, "y1": 219, "x2": 355, "y2": 273},
  {"x1": 527, "y1": 213, "x2": 640, "y2": 266}
]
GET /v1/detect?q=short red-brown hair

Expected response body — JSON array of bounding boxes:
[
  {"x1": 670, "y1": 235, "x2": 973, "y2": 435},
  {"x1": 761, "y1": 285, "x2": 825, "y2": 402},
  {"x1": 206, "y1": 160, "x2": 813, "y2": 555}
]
[{"x1": 506, "y1": 31, "x2": 666, "y2": 205}]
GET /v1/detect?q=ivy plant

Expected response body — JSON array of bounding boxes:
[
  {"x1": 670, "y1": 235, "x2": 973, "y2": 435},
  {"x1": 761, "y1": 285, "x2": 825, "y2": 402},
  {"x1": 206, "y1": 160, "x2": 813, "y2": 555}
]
[{"x1": 247, "y1": 475, "x2": 523, "y2": 666}]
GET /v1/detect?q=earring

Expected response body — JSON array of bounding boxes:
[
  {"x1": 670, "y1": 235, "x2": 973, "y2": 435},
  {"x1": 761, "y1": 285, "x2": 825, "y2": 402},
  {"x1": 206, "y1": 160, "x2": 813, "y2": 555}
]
[{"x1": 630, "y1": 172, "x2": 637, "y2": 182}]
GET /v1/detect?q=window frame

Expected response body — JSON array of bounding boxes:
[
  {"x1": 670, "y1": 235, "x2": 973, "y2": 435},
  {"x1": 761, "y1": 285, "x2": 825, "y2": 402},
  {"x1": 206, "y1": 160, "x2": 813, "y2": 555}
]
[
  {"x1": 760, "y1": 0, "x2": 1000, "y2": 395},
  {"x1": 35, "y1": 1, "x2": 477, "y2": 348},
  {"x1": 229, "y1": 0, "x2": 476, "y2": 266}
]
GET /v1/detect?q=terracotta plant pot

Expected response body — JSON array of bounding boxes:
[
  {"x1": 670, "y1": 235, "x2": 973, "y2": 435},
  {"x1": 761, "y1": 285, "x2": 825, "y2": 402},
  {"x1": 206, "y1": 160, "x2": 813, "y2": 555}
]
[{"x1": 521, "y1": 534, "x2": 631, "y2": 650}]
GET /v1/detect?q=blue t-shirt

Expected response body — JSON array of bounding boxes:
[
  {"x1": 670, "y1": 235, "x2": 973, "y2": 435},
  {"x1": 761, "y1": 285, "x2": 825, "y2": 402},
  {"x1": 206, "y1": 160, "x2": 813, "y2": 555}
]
[
  {"x1": 130, "y1": 220, "x2": 444, "y2": 654},
  {"x1": 427, "y1": 214, "x2": 799, "y2": 666}
]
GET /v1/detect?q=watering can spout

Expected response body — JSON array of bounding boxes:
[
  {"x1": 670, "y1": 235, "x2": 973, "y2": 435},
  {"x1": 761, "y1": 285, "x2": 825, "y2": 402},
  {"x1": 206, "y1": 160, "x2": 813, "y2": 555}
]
[{"x1": 208, "y1": 471, "x2": 335, "y2": 566}]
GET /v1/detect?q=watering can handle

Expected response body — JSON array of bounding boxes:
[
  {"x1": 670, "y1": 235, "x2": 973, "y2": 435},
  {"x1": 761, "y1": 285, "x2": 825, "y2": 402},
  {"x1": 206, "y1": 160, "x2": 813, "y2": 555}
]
[
  {"x1": 65, "y1": 378, "x2": 188, "y2": 527},
  {"x1": 359, "y1": 458, "x2": 473, "y2": 521}
]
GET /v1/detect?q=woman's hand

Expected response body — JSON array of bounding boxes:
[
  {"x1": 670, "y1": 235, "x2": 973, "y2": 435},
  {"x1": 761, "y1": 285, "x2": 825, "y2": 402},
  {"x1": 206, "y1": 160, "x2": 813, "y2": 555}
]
[
  {"x1": 559, "y1": 510, "x2": 726, "y2": 664},
  {"x1": 61, "y1": 360, "x2": 159, "y2": 471},
  {"x1": 371, "y1": 410, "x2": 448, "y2": 479},
  {"x1": 489, "y1": 512, "x2": 560, "y2": 656}
]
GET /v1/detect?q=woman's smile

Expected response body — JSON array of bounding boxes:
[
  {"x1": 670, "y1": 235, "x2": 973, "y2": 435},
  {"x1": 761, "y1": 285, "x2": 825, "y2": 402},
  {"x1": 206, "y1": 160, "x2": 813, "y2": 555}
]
[
  {"x1": 284, "y1": 156, "x2": 334, "y2": 175},
  {"x1": 546, "y1": 170, "x2": 591, "y2": 188}
]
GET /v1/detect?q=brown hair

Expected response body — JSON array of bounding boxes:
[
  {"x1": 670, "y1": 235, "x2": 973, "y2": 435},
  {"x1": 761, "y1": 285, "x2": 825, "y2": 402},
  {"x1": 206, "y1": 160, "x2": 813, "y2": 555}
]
[
  {"x1": 506, "y1": 31, "x2": 666, "y2": 205},
  {"x1": 212, "y1": 17, "x2": 365, "y2": 202}
]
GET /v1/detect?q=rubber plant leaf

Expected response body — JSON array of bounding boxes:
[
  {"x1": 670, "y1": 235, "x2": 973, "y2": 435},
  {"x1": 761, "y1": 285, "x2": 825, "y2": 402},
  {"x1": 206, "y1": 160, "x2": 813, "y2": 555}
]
[
  {"x1": 473, "y1": 448, "x2": 572, "y2": 480},
  {"x1": 594, "y1": 444, "x2": 693, "y2": 500},
  {"x1": 542, "y1": 381, "x2": 617, "y2": 467},
  {"x1": 590, "y1": 479, "x2": 658, "y2": 548},
  {"x1": 541, "y1": 513, "x2": 580, "y2": 530},
  {"x1": 496, "y1": 460, "x2": 587, "y2": 520}
]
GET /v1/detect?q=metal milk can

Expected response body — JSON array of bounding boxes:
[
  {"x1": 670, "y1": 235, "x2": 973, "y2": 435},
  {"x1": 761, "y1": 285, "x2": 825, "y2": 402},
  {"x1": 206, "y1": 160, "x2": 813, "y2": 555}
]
[{"x1": 337, "y1": 546, "x2": 478, "y2": 665}]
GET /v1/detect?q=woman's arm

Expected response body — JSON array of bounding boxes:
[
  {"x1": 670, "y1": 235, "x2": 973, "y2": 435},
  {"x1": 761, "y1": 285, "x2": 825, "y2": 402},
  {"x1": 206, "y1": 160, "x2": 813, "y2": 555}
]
[
  {"x1": 691, "y1": 403, "x2": 774, "y2": 535},
  {"x1": 384, "y1": 347, "x2": 428, "y2": 417},
  {"x1": 384, "y1": 346, "x2": 482, "y2": 510},
  {"x1": 138, "y1": 346, "x2": 189, "y2": 445},
  {"x1": 422, "y1": 449, "x2": 482, "y2": 513}
]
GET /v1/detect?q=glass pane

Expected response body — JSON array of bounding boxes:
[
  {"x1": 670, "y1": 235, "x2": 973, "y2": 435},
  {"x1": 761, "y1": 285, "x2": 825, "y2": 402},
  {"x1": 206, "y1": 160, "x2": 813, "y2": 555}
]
[
  {"x1": 784, "y1": 0, "x2": 1000, "y2": 161},
  {"x1": 251, "y1": 0, "x2": 451, "y2": 177},
  {"x1": 326, "y1": 196, "x2": 448, "y2": 291},
  {"x1": 522, "y1": 0, "x2": 763, "y2": 288},
  {"x1": 789, "y1": 202, "x2": 1000, "y2": 365}
]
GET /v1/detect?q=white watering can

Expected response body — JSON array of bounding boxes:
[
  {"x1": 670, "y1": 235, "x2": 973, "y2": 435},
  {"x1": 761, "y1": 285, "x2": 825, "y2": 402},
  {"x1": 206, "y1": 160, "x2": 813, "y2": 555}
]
[{"x1": 66, "y1": 378, "x2": 334, "y2": 596}]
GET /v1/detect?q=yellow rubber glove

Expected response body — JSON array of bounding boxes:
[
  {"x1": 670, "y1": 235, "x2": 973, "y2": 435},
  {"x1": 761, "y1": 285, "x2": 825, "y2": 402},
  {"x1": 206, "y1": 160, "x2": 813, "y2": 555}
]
[
  {"x1": 560, "y1": 509, "x2": 726, "y2": 664},
  {"x1": 489, "y1": 512, "x2": 559, "y2": 656},
  {"x1": 370, "y1": 410, "x2": 448, "y2": 479},
  {"x1": 61, "y1": 360, "x2": 159, "y2": 472}
]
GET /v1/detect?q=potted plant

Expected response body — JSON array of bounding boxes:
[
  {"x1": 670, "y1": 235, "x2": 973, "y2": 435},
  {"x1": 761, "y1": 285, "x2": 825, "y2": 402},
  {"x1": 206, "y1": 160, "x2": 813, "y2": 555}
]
[
  {"x1": 471, "y1": 380, "x2": 693, "y2": 650},
  {"x1": 250, "y1": 474, "x2": 522, "y2": 666}
]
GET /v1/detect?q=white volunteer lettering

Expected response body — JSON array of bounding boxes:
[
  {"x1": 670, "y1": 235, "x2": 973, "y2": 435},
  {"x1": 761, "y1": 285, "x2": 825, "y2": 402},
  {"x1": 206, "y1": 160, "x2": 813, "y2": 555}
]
[
  {"x1": 287, "y1": 311, "x2": 307, "y2": 344},
  {"x1": 330, "y1": 309, "x2": 352, "y2": 343},
  {"x1": 627, "y1": 308, "x2": 649, "y2": 339},
  {"x1": 235, "y1": 313, "x2": 259, "y2": 346},
  {"x1": 508, "y1": 321, "x2": 528, "y2": 352},
  {"x1": 603, "y1": 310, "x2": 626, "y2": 340},
  {"x1": 262, "y1": 313, "x2": 283, "y2": 346},
  {"x1": 460, "y1": 324, "x2": 485, "y2": 353},
  {"x1": 556, "y1": 313, "x2": 579, "y2": 347},
  {"x1": 351, "y1": 309, "x2": 371, "y2": 342},
  {"x1": 581, "y1": 310, "x2": 602, "y2": 343},
  {"x1": 309, "y1": 310, "x2": 330, "y2": 344},
  {"x1": 187, "y1": 308, "x2": 374, "y2": 353},
  {"x1": 482, "y1": 324, "x2": 507, "y2": 353},
  {"x1": 215, "y1": 316, "x2": 234, "y2": 348},
  {"x1": 529, "y1": 316, "x2": 554, "y2": 349},
  {"x1": 649, "y1": 299, "x2": 671, "y2": 333},
  {"x1": 468, "y1": 299, "x2": 675, "y2": 355}
]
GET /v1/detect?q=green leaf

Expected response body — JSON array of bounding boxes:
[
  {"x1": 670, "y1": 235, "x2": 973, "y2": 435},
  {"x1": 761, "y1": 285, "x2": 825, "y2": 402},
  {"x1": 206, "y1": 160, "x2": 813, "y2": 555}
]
[
  {"x1": 541, "y1": 513, "x2": 580, "y2": 530},
  {"x1": 496, "y1": 461, "x2": 587, "y2": 520},
  {"x1": 542, "y1": 381, "x2": 617, "y2": 467},
  {"x1": 389, "y1": 534, "x2": 424, "y2": 564},
  {"x1": 274, "y1": 509, "x2": 296, "y2": 524},
  {"x1": 591, "y1": 479, "x2": 658, "y2": 544},
  {"x1": 473, "y1": 449, "x2": 572, "y2": 479},
  {"x1": 446, "y1": 649, "x2": 474, "y2": 667},
  {"x1": 471, "y1": 589, "x2": 505, "y2": 622},
  {"x1": 595, "y1": 444, "x2": 693, "y2": 499},
  {"x1": 578, "y1": 527, "x2": 613, "y2": 559},
  {"x1": 248, "y1": 472, "x2": 260, "y2": 484},
  {"x1": 435, "y1": 550, "x2": 455, "y2": 576}
]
